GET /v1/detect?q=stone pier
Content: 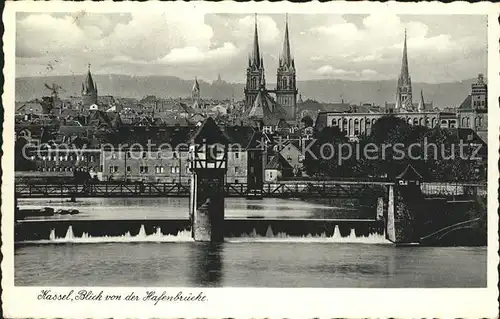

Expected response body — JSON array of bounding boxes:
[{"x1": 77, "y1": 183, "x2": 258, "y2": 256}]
[{"x1": 385, "y1": 164, "x2": 424, "y2": 244}]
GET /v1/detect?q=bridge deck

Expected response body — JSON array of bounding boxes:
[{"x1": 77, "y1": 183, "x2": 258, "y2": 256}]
[{"x1": 15, "y1": 181, "x2": 390, "y2": 199}]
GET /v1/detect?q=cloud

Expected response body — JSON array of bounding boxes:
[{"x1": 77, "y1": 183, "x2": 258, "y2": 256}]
[
  {"x1": 236, "y1": 15, "x2": 280, "y2": 46},
  {"x1": 159, "y1": 42, "x2": 239, "y2": 65},
  {"x1": 315, "y1": 65, "x2": 358, "y2": 77},
  {"x1": 15, "y1": 12, "x2": 486, "y2": 83}
]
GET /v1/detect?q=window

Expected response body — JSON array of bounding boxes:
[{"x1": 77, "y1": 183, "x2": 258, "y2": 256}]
[
  {"x1": 100, "y1": 165, "x2": 103, "y2": 172},
  {"x1": 127, "y1": 166, "x2": 131, "y2": 173},
  {"x1": 140, "y1": 166, "x2": 149, "y2": 174},
  {"x1": 155, "y1": 166, "x2": 162, "y2": 174},
  {"x1": 109, "y1": 166, "x2": 114, "y2": 173},
  {"x1": 250, "y1": 166, "x2": 254, "y2": 174},
  {"x1": 175, "y1": 167, "x2": 180, "y2": 173},
  {"x1": 142, "y1": 152, "x2": 147, "y2": 159},
  {"x1": 171, "y1": 166, "x2": 176, "y2": 174},
  {"x1": 235, "y1": 179, "x2": 239, "y2": 184},
  {"x1": 235, "y1": 166, "x2": 240, "y2": 174},
  {"x1": 112, "y1": 153, "x2": 117, "y2": 159},
  {"x1": 90, "y1": 155, "x2": 95, "y2": 162},
  {"x1": 235, "y1": 152, "x2": 239, "y2": 159}
]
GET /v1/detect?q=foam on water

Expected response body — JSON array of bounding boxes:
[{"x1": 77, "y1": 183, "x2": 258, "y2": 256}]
[
  {"x1": 36, "y1": 225, "x2": 193, "y2": 244},
  {"x1": 227, "y1": 225, "x2": 390, "y2": 244},
  {"x1": 24, "y1": 224, "x2": 389, "y2": 244}
]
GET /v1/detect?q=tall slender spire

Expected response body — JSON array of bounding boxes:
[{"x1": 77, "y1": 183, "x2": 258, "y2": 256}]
[
  {"x1": 400, "y1": 29, "x2": 410, "y2": 85},
  {"x1": 252, "y1": 13, "x2": 261, "y2": 69},
  {"x1": 83, "y1": 63, "x2": 96, "y2": 94},
  {"x1": 281, "y1": 14, "x2": 292, "y2": 67},
  {"x1": 192, "y1": 77, "x2": 200, "y2": 92},
  {"x1": 418, "y1": 89, "x2": 425, "y2": 112}
]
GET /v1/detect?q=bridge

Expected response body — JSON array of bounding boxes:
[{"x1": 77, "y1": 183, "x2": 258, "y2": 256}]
[
  {"x1": 15, "y1": 180, "x2": 394, "y2": 199},
  {"x1": 15, "y1": 180, "x2": 486, "y2": 200}
]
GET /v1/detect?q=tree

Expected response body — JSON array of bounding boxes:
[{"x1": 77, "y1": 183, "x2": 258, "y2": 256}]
[
  {"x1": 302, "y1": 126, "x2": 347, "y2": 177},
  {"x1": 301, "y1": 115, "x2": 314, "y2": 128}
]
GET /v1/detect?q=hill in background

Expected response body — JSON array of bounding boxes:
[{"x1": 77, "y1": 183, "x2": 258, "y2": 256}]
[{"x1": 15, "y1": 74, "x2": 477, "y2": 108}]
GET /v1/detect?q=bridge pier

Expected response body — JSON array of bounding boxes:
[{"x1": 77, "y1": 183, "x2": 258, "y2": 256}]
[
  {"x1": 385, "y1": 165, "x2": 424, "y2": 245},
  {"x1": 190, "y1": 171, "x2": 225, "y2": 242},
  {"x1": 188, "y1": 117, "x2": 229, "y2": 243}
]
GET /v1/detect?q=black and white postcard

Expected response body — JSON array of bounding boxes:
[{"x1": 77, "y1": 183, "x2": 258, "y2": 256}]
[{"x1": 2, "y1": 1, "x2": 498, "y2": 318}]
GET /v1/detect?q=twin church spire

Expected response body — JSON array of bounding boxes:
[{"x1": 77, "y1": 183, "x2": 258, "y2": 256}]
[{"x1": 245, "y1": 14, "x2": 298, "y2": 120}]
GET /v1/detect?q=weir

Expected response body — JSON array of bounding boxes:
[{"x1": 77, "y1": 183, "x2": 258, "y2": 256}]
[
  {"x1": 16, "y1": 223, "x2": 388, "y2": 244},
  {"x1": 15, "y1": 218, "x2": 385, "y2": 243}
]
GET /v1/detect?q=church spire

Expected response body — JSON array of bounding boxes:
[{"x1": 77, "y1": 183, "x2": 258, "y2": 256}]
[
  {"x1": 418, "y1": 89, "x2": 426, "y2": 112},
  {"x1": 281, "y1": 14, "x2": 292, "y2": 67},
  {"x1": 83, "y1": 63, "x2": 96, "y2": 94},
  {"x1": 400, "y1": 29, "x2": 410, "y2": 85},
  {"x1": 251, "y1": 13, "x2": 261, "y2": 69},
  {"x1": 192, "y1": 77, "x2": 200, "y2": 92}
]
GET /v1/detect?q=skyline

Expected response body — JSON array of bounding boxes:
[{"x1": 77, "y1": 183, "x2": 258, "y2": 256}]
[{"x1": 16, "y1": 13, "x2": 487, "y2": 84}]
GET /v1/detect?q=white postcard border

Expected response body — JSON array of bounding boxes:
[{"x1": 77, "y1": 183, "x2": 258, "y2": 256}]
[{"x1": 2, "y1": 1, "x2": 499, "y2": 318}]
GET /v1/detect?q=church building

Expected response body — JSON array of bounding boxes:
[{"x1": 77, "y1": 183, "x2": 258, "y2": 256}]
[{"x1": 244, "y1": 14, "x2": 298, "y2": 123}]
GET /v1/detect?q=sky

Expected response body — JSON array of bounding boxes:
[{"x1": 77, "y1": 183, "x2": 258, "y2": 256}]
[{"x1": 16, "y1": 12, "x2": 487, "y2": 83}]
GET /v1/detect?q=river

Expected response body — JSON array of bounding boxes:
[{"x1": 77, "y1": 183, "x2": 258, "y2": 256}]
[{"x1": 14, "y1": 198, "x2": 487, "y2": 287}]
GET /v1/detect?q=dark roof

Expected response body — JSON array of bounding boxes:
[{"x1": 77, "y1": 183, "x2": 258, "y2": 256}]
[
  {"x1": 58, "y1": 125, "x2": 95, "y2": 137},
  {"x1": 397, "y1": 164, "x2": 423, "y2": 180},
  {"x1": 98, "y1": 125, "x2": 197, "y2": 148},
  {"x1": 265, "y1": 154, "x2": 293, "y2": 170},
  {"x1": 313, "y1": 112, "x2": 328, "y2": 132},
  {"x1": 245, "y1": 89, "x2": 289, "y2": 125},
  {"x1": 189, "y1": 117, "x2": 232, "y2": 145},
  {"x1": 221, "y1": 126, "x2": 258, "y2": 149},
  {"x1": 458, "y1": 95, "x2": 472, "y2": 111},
  {"x1": 321, "y1": 102, "x2": 351, "y2": 113}
]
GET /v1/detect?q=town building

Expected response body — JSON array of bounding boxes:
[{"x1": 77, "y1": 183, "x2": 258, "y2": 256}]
[{"x1": 457, "y1": 73, "x2": 488, "y2": 142}]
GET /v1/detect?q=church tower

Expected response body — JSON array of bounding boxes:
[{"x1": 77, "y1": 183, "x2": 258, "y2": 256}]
[
  {"x1": 275, "y1": 14, "x2": 298, "y2": 120},
  {"x1": 244, "y1": 14, "x2": 265, "y2": 111},
  {"x1": 192, "y1": 77, "x2": 201, "y2": 102},
  {"x1": 395, "y1": 30, "x2": 413, "y2": 111},
  {"x1": 82, "y1": 64, "x2": 98, "y2": 108}
]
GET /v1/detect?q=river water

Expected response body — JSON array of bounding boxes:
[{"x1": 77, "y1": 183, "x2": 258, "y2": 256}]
[{"x1": 15, "y1": 198, "x2": 487, "y2": 287}]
